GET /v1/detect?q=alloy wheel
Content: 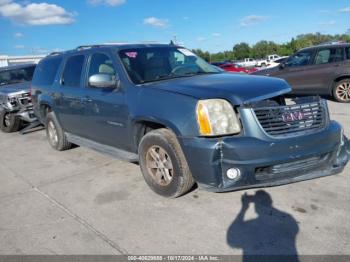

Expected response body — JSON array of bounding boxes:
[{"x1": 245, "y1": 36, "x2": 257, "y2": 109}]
[
  {"x1": 146, "y1": 145, "x2": 174, "y2": 186},
  {"x1": 48, "y1": 121, "x2": 58, "y2": 146},
  {"x1": 335, "y1": 82, "x2": 350, "y2": 102}
]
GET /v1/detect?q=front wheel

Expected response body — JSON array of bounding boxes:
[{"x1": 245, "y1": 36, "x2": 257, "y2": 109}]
[
  {"x1": 0, "y1": 110, "x2": 21, "y2": 133},
  {"x1": 333, "y1": 79, "x2": 350, "y2": 103},
  {"x1": 138, "y1": 128, "x2": 195, "y2": 198}
]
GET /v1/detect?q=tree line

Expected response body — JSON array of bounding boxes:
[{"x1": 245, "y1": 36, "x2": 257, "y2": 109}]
[{"x1": 192, "y1": 32, "x2": 350, "y2": 62}]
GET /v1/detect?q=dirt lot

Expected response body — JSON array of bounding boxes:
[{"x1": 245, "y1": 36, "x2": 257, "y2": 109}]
[{"x1": 0, "y1": 101, "x2": 349, "y2": 255}]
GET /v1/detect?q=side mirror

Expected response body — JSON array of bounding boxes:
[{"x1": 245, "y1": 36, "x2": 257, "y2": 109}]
[{"x1": 88, "y1": 74, "x2": 119, "y2": 89}]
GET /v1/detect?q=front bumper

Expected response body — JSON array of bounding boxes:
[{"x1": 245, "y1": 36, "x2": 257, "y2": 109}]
[
  {"x1": 180, "y1": 121, "x2": 349, "y2": 192},
  {"x1": 17, "y1": 108, "x2": 37, "y2": 123},
  {"x1": 0, "y1": 96, "x2": 37, "y2": 123}
]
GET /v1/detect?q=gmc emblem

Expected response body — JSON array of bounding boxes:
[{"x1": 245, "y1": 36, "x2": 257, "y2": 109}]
[{"x1": 282, "y1": 111, "x2": 305, "y2": 122}]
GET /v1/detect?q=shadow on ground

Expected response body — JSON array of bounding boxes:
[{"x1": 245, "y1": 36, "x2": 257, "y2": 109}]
[{"x1": 227, "y1": 190, "x2": 299, "y2": 262}]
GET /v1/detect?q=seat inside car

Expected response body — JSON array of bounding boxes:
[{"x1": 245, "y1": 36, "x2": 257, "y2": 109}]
[
  {"x1": 99, "y1": 63, "x2": 115, "y2": 75},
  {"x1": 143, "y1": 56, "x2": 170, "y2": 82}
]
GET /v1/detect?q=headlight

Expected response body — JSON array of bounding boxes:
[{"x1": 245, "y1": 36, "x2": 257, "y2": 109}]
[
  {"x1": 196, "y1": 99, "x2": 241, "y2": 136},
  {"x1": 8, "y1": 96, "x2": 18, "y2": 106}
]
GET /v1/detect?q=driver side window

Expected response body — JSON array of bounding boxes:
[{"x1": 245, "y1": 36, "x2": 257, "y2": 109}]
[
  {"x1": 285, "y1": 50, "x2": 313, "y2": 67},
  {"x1": 87, "y1": 53, "x2": 116, "y2": 87}
]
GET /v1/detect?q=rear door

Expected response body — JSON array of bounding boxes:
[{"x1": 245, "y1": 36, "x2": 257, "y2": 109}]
[
  {"x1": 302, "y1": 46, "x2": 344, "y2": 94},
  {"x1": 80, "y1": 51, "x2": 130, "y2": 150},
  {"x1": 54, "y1": 54, "x2": 87, "y2": 136}
]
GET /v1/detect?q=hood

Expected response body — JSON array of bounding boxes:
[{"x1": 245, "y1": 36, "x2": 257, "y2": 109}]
[
  {"x1": 145, "y1": 73, "x2": 291, "y2": 105},
  {"x1": 0, "y1": 81, "x2": 31, "y2": 95}
]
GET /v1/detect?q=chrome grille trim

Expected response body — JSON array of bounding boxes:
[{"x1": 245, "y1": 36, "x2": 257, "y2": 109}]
[{"x1": 253, "y1": 99, "x2": 327, "y2": 137}]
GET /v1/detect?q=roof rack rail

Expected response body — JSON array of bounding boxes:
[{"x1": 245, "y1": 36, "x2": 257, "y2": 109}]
[
  {"x1": 76, "y1": 45, "x2": 104, "y2": 50},
  {"x1": 48, "y1": 51, "x2": 62, "y2": 56},
  {"x1": 316, "y1": 40, "x2": 346, "y2": 46}
]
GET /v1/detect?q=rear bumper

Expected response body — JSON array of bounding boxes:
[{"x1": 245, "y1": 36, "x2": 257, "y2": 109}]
[{"x1": 179, "y1": 121, "x2": 349, "y2": 192}]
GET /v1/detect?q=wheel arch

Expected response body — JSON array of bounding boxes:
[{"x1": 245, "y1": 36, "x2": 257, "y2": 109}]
[
  {"x1": 131, "y1": 117, "x2": 181, "y2": 153},
  {"x1": 38, "y1": 101, "x2": 53, "y2": 124},
  {"x1": 334, "y1": 75, "x2": 350, "y2": 84}
]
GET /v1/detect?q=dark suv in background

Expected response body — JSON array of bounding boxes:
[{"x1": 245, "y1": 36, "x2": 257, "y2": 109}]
[
  {"x1": 253, "y1": 43, "x2": 350, "y2": 103},
  {"x1": 31, "y1": 43, "x2": 349, "y2": 198}
]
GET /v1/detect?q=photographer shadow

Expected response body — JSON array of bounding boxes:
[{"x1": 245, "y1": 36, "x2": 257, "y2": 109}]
[{"x1": 227, "y1": 190, "x2": 299, "y2": 262}]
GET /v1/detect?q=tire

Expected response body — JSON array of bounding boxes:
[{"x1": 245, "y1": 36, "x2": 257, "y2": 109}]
[
  {"x1": 261, "y1": 63, "x2": 267, "y2": 68},
  {"x1": 46, "y1": 112, "x2": 72, "y2": 151},
  {"x1": 138, "y1": 128, "x2": 195, "y2": 198},
  {"x1": 333, "y1": 79, "x2": 350, "y2": 103},
  {"x1": 0, "y1": 110, "x2": 21, "y2": 133}
]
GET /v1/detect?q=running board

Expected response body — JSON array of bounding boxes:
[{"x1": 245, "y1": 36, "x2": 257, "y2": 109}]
[
  {"x1": 66, "y1": 133, "x2": 139, "y2": 162},
  {"x1": 20, "y1": 120, "x2": 45, "y2": 135}
]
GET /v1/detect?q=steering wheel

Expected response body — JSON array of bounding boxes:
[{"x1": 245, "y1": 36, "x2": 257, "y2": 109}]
[{"x1": 171, "y1": 64, "x2": 200, "y2": 75}]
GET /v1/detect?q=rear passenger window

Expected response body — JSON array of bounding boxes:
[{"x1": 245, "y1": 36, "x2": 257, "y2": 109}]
[
  {"x1": 314, "y1": 48, "x2": 343, "y2": 65},
  {"x1": 32, "y1": 57, "x2": 62, "y2": 85},
  {"x1": 62, "y1": 55, "x2": 85, "y2": 87}
]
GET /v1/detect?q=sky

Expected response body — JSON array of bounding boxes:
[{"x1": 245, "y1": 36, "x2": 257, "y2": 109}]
[{"x1": 0, "y1": 0, "x2": 350, "y2": 56}]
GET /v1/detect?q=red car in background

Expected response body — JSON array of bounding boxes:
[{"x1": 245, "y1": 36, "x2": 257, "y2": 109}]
[{"x1": 212, "y1": 62, "x2": 258, "y2": 74}]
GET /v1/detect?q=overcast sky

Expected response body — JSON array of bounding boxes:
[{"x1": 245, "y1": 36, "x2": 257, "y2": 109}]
[{"x1": 0, "y1": 0, "x2": 350, "y2": 55}]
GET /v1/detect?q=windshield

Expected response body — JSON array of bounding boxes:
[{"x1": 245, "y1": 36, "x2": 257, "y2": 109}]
[
  {"x1": 0, "y1": 66, "x2": 36, "y2": 86},
  {"x1": 118, "y1": 47, "x2": 221, "y2": 84}
]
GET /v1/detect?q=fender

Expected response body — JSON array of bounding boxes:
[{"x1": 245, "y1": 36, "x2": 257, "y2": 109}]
[
  {"x1": 329, "y1": 74, "x2": 350, "y2": 95},
  {"x1": 35, "y1": 93, "x2": 56, "y2": 123}
]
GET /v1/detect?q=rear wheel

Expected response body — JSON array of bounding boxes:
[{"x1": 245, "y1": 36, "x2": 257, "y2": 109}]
[
  {"x1": 0, "y1": 110, "x2": 21, "y2": 133},
  {"x1": 46, "y1": 112, "x2": 72, "y2": 151},
  {"x1": 138, "y1": 128, "x2": 195, "y2": 198},
  {"x1": 333, "y1": 79, "x2": 350, "y2": 103}
]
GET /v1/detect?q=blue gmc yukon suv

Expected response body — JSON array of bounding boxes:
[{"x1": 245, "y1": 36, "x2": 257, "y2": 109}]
[{"x1": 31, "y1": 44, "x2": 350, "y2": 197}]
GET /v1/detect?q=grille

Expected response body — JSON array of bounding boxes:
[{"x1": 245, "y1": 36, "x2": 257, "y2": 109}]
[{"x1": 253, "y1": 100, "x2": 327, "y2": 137}]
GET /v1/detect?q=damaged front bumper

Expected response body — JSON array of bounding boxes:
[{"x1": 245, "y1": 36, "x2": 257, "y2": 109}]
[
  {"x1": 0, "y1": 91, "x2": 37, "y2": 123},
  {"x1": 180, "y1": 121, "x2": 350, "y2": 192}
]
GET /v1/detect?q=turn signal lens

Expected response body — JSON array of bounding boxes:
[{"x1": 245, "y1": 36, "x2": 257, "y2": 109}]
[{"x1": 197, "y1": 103, "x2": 212, "y2": 135}]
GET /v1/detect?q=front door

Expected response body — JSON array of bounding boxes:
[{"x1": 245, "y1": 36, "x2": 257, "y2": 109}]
[
  {"x1": 81, "y1": 52, "x2": 130, "y2": 150},
  {"x1": 272, "y1": 49, "x2": 315, "y2": 93}
]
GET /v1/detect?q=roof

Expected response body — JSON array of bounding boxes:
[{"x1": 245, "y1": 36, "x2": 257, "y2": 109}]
[
  {"x1": 300, "y1": 42, "x2": 350, "y2": 52},
  {"x1": 47, "y1": 43, "x2": 182, "y2": 57},
  {"x1": 0, "y1": 63, "x2": 36, "y2": 71}
]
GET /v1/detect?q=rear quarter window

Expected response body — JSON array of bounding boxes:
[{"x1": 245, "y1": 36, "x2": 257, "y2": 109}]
[
  {"x1": 32, "y1": 57, "x2": 62, "y2": 86},
  {"x1": 346, "y1": 47, "x2": 350, "y2": 60}
]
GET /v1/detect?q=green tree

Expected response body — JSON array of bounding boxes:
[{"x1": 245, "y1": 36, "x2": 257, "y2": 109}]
[
  {"x1": 251, "y1": 41, "x2": 279, "y2": 58},
  {"x1": 193, "y1": 32, "x2": 350, "y2": 63},
  {"x1": 232, "y1": 42, "x2": 251, "y2": 60}
]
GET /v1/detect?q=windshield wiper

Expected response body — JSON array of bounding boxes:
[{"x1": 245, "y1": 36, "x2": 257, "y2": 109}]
[
  {"x1": 181, "y1": 71, "x2": 219, "y2": 76},
  {"x1": 139, "y1": 71, "x2": 220, "y2": 84}
]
